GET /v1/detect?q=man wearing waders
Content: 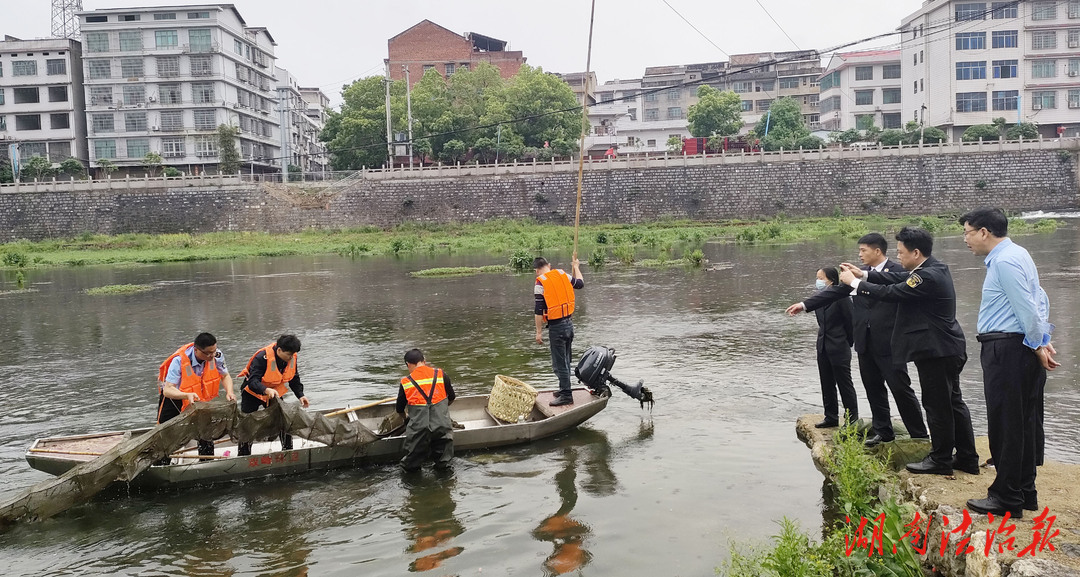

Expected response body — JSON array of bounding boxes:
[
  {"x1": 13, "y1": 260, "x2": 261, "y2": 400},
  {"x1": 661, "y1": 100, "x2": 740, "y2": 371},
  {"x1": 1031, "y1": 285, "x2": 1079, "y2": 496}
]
[{"x1": 396, "y1": 349, "x2": 456, "y2": 472}]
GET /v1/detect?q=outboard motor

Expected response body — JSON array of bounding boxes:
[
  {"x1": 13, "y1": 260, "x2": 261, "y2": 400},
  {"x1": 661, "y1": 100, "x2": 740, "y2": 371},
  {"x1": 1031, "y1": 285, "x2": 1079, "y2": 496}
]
[{"x1": 575, "y1": 346, "x2": 654, "y2": 410}]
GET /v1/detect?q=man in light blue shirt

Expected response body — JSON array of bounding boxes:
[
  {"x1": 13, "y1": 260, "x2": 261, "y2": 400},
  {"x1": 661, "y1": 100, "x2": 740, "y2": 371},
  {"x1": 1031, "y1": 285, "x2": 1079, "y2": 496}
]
[{"x1": 960, "y1": 208, "x2": 1059, "y2": 519}]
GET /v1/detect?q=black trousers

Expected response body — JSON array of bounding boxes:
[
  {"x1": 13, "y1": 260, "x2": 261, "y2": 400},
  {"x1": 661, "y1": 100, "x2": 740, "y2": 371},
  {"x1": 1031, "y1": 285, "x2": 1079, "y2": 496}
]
[
  {"x1": 859, "y1": 350, "x2": 928, "y2": 439},
  {"x1": 237, "y1": 390, "x2": 292, "y2": 456},
  {"x1": 156, "y1": 393, "x2": 214, "y2": 464},
  {"x1": 548, "y1": 318, "x2": 575, "y2": 398},
  {"x1": 981, "y1": 335, "x2": 1043, "y2": 509},
  {"x1": 818, "y1": 351, "x2": 858, "y2": 422},
  {"x1": 913, "y1": 355, "x2": 978, "y2": 466}
]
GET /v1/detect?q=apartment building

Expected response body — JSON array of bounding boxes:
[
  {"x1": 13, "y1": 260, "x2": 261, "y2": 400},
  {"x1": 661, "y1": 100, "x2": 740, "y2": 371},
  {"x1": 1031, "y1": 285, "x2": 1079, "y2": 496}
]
[
  {"x1": 0, "y1": 36, "x2": 87, "y2": 170},
  {"x1": 275, "y1": 66, "x2": 326, "y2": 176},
  {"x1": 78, "y1": 4, "x2": 281, "y2": 174},
  {"x1": 299, "y1": 86, "x2": 330, "y2": 174},
  {"x1": 818, "y1": 50, "x2": 904, "y2": 132},
  {"x1": 901, "y1": 0, "x2": 1080, "y2": 140},
  {"x1": 387, "y1": 20, "x2": 526, "y2": 88}
]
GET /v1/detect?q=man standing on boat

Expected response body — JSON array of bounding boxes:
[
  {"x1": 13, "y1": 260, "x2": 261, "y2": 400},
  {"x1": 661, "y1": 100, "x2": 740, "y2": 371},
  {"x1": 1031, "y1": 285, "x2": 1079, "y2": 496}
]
[
  {"x1": 397, "y1": 348, "x2": 456, "y2": 472},
  {"x1": 157, "y1": 332, "x2": 235, "y2": 459},
  {"x1": 236, "y1": 335, "x2": 308, "y2": 456},
  {"x1": 534, "y1": 256, "x2": 584, "y2": 407}
]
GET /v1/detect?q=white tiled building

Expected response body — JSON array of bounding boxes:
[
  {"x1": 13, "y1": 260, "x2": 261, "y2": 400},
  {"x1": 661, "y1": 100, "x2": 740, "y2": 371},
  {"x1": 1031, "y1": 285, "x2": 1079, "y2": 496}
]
[
  {"x1": 818, "y1": 50, "x2": 904, "y2": 132},
  {"x1": 78, "y1": 4, "x2": 281, "y2": 174},
  {"x1": 298, "y1": 86, "x2": 330, "y2": 175},
  {"x1": 275, "y1": 66, "x2": 328, "y2": 176},
  {"x1": 0, "y1": 37, "x2": 88, "y2": 170},
  {"x1": 901, "y1": 0, "x2": 1080, "y2": 140}
]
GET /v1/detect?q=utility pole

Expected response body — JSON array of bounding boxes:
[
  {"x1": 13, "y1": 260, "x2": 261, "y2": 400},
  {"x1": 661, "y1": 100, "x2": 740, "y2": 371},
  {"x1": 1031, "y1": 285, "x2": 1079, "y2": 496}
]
[
  {"x1": 404, "y1": 64, "x2": 414, "y2": 169},
  {"x1": 495, "y1": 124, "x2": 502, "y2": 165},
  {"x1": 384, "y1": 62, "x2": 393, "y2": 168}
]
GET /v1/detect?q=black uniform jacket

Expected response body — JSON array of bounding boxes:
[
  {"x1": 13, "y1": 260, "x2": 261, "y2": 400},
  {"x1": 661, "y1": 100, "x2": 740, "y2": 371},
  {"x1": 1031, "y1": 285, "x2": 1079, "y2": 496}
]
[
  {"x1": 812, "y1": 292, "x2": 854, "y2": 362},
  {"x1": 856, "y1": 256, "x2": 967, "y2": 363},
  {"x1": 803, "y1": 259, "x2": 904, "y2": 358}
]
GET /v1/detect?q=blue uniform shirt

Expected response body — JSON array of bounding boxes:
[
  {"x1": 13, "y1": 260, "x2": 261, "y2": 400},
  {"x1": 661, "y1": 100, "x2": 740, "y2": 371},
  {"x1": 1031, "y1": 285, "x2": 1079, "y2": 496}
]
[
  {"x1": 163, "y1": 346, "x2": 229, "y2": 387},
  {"x1": 977, "y1": 238, "x2": 1054, "y2": 350}
]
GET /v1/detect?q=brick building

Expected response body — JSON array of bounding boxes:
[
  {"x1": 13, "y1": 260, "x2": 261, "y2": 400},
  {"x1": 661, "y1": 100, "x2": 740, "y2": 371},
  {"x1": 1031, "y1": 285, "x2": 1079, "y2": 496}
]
[{"x1": 387, "y1": 20, "x2": 526, "y2": 87}]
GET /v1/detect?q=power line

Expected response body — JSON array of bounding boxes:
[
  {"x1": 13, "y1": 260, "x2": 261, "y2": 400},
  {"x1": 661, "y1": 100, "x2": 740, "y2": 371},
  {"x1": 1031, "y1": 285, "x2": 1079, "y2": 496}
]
[
  {"x1": 661, "y1": 0, "x2": 730, "y2": 57},
  {"x1": 755, "y1": 0, "x2": 801, "y2": 51}
]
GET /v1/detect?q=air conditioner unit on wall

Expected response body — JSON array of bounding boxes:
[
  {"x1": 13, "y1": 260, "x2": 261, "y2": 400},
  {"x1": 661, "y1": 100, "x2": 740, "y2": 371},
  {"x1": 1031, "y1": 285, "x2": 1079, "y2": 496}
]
[
  {"x1": 1070, "y1": 71, "x2": 1080, "y2": 77},
  {"x1": 1033, "y1": 103, "x2": 1042, "y2": 110}
]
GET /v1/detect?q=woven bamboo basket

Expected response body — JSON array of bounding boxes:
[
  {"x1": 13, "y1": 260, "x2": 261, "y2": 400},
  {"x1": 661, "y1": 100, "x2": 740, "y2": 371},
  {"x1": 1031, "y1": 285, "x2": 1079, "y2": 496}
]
[{"x1": 488, "y1": 375, "x2": 538, "y2": 423}]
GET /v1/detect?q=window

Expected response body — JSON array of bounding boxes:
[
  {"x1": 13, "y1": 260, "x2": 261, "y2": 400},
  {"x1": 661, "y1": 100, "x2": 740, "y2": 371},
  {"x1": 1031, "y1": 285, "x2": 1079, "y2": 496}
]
[
  {"x1": 13, "y1": 87, "x2": 40, "y2": 104},
  {"x1": 49, "y1": 142, "x2": 71, "y2": 162},
  {"x1": 194, "y1": 135, "x2": 217, "y2": 157},
  {"x1": 192, "y1": 83, "x2": 214, "y2": 103},
  {"x1": 190, "y1": 55, "x2": 213, "y2": 76},
  {"x1": 646, "y1": 139, "x2": 656, "y2": 147},
  {"x1": 92, "y1": 113, "x2": 115, "y2": 132},
  {"x1": 188, "y1": 29, "x2": 212, "y2": 52},
  {"x1": 0, "y1": 62, "x2": 3, "y2": 78},
  {"x1": 12, "y1": 60, "x2": 38, "y2": 76},
  {"x1": 155, "y1": 30, "x2": 179, "y2": 49},
  {"x1": 855, "y1": 90, "x2": 874, "y2": 105},
  {"x1": 914, "y1": 81, "x2": 918, "y2": 94},
  {"x1": 46, "y1": 59, "x2": 67, "y2": 75},
  {"x1": 992, "y1": 90, "x2": 1019, "y2": 110},
  {"x1": 126, "y1": 138, "x2": 150, "y2": 158},
  {"x1": 160, "y1": 110, "x2": 183, "y2": 131},
  {"x1": 50, "y1": 113, "x2": 70, "y2": 129},
  {"x1": 234, "y1": 39, "x2": 244, "y2": 55},
  {"x1": 85, "y1": 15, "x2": 107, "y2": 23},
  {"x1": 121, "y1": 57, "x2": 144, "y2": 78},
  {"x1": 1032, "y1": 91, "x2": 1056, "y2": 109},
  {"x1": 193, "y1": 109, "x2": 216, "y2": 130},
  {"x1": 666, "y1": 107, "x2": 683, "y2": 119},
  {"x1": 125, "y1": 112, "x2": 148, "y2": 132},
  {"x1": 0, "y1": 89, "x2": 4, "y2": 105},
  {"x1": 855, "y1": 66, "x2": 874, "y2": 81},
  {"x1": 90, "y1": 86, "x2": 112, "y2": 105},
  {"x1": 819, "y1": 95, "x2": 841, "y2": 114},
  {"x1": 992, "y1": 1, "x2": 1018, "y2": 17},
  {"x1": 920, "y1": 79, "x2": 924, "y2": 91},
  {"x1": 627, "y1": 108, "x2": 637, "y2": 121},
  {"x1": 882, "y1": 64, "x2": 901, "y2": 79},
  {"x1": 123, "y1": 85, "x2": 144, "y2": 105},
  {"x1": 1069, "y1": 89, "x2": 1080, "y2": 108},
  {"x1": 920, "y1": 51, "x2": 924, "y2": 63},
  {"x1": 94, "y1": 140, "x2": 116, "y2": 159},
  {"x1": 88, "y1": 59, "x2": 111, "y2": 79},
  {"x1": 956, "y1": 32, "x2": 986, "y2": 50},
  {"x1": 741, "y1": 100, "x2": 753, "y2": 111},
  {"x1": 188, "y1": 11, "x2": 211, "y2": 19},
  {"x1": 16, "y1": 115, "x2": 42, "y2": 131},
  {"x1": 1071, "y1": 29, "x2": 1080, "y2": 47},
  {"x1": 779, "y1": 77, "x2": 800, "y2": 89},
  {"x1": 157, "y1": 56, "x2": 179, "y2": 77},
  {"x1": 0, "y1": 116, "x2": 6, "y2": 131},
  {"x1": 756, "y1": 99, "x2": 772, "y2": 111},
  {"x1": 157, "y1": 84, "x2": 181, "y2": 105},
  {"x1": 644, "y1": 108, "x2": 659, "y2": 120},
  {"x1": 820, "y1": 70, "x2": 840, "y2": 91},
  {"x1": 162, "y1": 137, "x2": 185, "y2": 156},
  {"x1": 444, "y1": 63, "x2": 455, "y2": 76},
  {"x1": 993, "y1": 59, "x2": 1018, "y2": 78},
  {"x1": 1032, "y1": 31, "x2": 1057, "y2": 50},
  {"x1": 913, "y1": 53, "x2": 918, "y2": 66},
  {"x1": 48, "y1": 86, "x2": 68, "y2": 102},
  {"x1": 883, "y1": 88, "x2": 902, "y2": 104},
  {"x1": 422, "y1": 64, "x2": 434, "y2": 73},
  {"x1": 956, "y1": 61, "x2": 987, "y2": 80},
  {"x1": 957, "y1": 92, "x2": 988, "y2": 112},
  {"x1": 882, "y1": 113, "x2": 902, "y2": 129},
  {"x1": 856, "y1": 114, "x2": 876, "y2": 130},
  {"x1": 1032, "y1": 60, "x2": 1057, "y2": 78},
  {"x1": 154, "y1": 13, "x2": 177, "y2": 20},
  {"x1": 1032, "y1": 1, "x2": 1057, "y2": 20},
  {"x1": 21, "y1": 142, "x2": 47, "y2": 158},
  {"x1": 955, "y1": 3, "x2": 987, "y2": 20},
  {"x1": 118, "y1": 30, "x2": 143, "y2": 52},
  {"x1": 992, "y1": 30, "x2": 1019, "y2": 48},
  {"x1": 85, "y1": 32, "x2": 110, "y2": 53},
  {"x1": 121, "y1": 14, "x2": 140, "y2": 21},
  {"x1": 1071, "y1": 0, "x2": 1080, "y2": 18},
  {"x1": 757, "y1": 80, "x2": 775, "y2": 92},
  {"x1": 732, "y1": 81, "x2": 752, "y2": 93},
  {"x1": 809, "y1": 94, "x2": 819, "y2": 107},
  {"x1": 1069, "y1": 58, "x2": 1080, "y2": 76},
  {"x1": 667, "y1": 88, "x2": 681, "y2": 101}
]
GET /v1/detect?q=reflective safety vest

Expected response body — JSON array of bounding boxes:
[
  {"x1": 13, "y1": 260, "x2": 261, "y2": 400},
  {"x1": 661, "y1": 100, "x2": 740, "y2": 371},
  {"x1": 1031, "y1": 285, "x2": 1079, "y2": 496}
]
[
  {"x1": 239, "y1": 344, "x2": 297, "y2": 404},
  {"x1": 158, "y1": 343, "x2": 222, "y2": 414},
  {"x1": 401, "y1": 365, "x2": 447, "y2": 406},
  {"x1": 537, "y1": 269, "x2": 576, "y2": 321}
]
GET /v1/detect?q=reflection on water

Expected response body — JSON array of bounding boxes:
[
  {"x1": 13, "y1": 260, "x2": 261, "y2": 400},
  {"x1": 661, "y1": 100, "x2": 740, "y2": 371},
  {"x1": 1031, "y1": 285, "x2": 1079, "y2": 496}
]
[{"x1": 401, "y1": 472, "x2": 465, "y2": 572}]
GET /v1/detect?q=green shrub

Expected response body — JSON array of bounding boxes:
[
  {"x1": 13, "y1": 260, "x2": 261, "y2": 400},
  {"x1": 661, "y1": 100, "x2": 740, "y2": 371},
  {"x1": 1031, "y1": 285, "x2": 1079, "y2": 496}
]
[
  {"x1": 684, "y1": 248, "x2": 705, "y2": 267},
  {"x1": 2, "y1": 252, "x2": 28, "y2": 267},
  {"x1": 612, "y1": 244, "x2": 635, "y2": 265},
  {"x1": 595, "y1": 231, "x2": 609, "y2": 244},
  {"x1": 588, "y1": 248, "x2": 606, "y2": 269},
  {"x1": 508, "y1": 248, "x2": 533, "y2": 272}
]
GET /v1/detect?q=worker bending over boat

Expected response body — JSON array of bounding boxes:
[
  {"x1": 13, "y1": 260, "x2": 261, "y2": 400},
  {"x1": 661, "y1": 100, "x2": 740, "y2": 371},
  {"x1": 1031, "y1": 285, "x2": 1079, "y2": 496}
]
[
  {"x1": 396, "y1": 349, "x2": 456, "y2": 472},
  {"x1": 157, "y1": 333, "x2": 235, "y2": 461},
  {"x1": 236, "y1": 334, "x2": 308, "y2": 456}
]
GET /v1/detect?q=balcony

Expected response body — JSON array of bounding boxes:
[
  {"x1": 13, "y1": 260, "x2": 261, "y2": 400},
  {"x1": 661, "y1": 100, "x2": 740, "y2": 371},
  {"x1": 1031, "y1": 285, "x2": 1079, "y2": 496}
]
[{"x1": 182, "y1": 43, "x2": 220, "y2": 54}]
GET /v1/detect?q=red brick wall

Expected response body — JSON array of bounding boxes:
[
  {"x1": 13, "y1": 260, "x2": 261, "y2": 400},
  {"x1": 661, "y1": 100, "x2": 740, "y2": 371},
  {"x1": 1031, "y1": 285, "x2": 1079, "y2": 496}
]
[{"x1": 388, "y1": 20, "x2": 526, "y2": 86}]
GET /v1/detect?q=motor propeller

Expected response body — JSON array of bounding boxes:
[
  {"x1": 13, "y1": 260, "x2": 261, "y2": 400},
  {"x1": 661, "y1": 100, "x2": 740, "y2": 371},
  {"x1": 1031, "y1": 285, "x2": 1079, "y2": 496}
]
[{"x1": 574, "y1": 346, "x2": 654, "y2": 410}]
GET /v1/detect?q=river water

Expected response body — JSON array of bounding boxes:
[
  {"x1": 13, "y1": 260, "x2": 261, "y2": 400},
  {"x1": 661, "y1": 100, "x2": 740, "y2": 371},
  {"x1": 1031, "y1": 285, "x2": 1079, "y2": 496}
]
[{"x1": 1, "y1": 224, "x2": 1077, "y2": 576}]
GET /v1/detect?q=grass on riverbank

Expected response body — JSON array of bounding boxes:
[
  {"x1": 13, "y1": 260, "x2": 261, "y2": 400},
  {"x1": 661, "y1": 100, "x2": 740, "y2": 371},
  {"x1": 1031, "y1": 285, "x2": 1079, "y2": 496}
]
[
  {"x1": 0, "y1": 215, "x2": 1060, "y2": 270},
  {"x1": 84, "y1": 284, "x2": 155, "y2": 295},
  {"x1": 410, "y1": 265, "x2": 508, "y2": 277}
]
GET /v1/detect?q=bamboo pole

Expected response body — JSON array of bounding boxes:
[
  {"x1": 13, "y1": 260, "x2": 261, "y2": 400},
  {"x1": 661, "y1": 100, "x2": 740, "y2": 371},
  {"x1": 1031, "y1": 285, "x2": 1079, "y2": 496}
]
[
  {"x1": 572, "y1": 0, "x2": 597, "y2": 261},
  {"x1": 324, "y1": 397, "x2": 397, "y2": 418}
]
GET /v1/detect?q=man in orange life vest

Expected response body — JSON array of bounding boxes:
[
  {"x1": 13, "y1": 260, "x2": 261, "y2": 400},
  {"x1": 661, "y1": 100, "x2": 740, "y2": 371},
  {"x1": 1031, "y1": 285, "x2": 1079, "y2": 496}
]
[
  {"x1": 396, "y1": 348, "x2": 456, "y2": 472},
  {"x1": 534, "y1": 256, "x2": 585, "y2": 407},
  {"x1": 157, "y1": 332, "x2": 236, "y2": 457},
  {"x1": 236, "y1": 334, "x2": 309, "y2": 456}
]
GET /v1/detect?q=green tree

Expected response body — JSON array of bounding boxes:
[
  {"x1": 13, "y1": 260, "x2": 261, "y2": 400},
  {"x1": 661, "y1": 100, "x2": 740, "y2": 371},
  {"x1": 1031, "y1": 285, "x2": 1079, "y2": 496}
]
[
  {"x1": 916, "y1": 126, "x2": 947, "y2": 144},
  {"x1": 0, "y1": 157, "x2": 13, "y2": 184},
  {"x1": 666, "y1": 135, "x2": 684, "y2": 153},
  {"x1": 687, "y1": 85, "x2": 743, "y2": 138},
  {"x1": 142, "y1": 152, "x2": 163, "y2": 177},
  {"x1": 962, "y1": 124, "x2": 1002, "y2": 142},
  {"x1": 1007, "y1": 122, "x2": 1039, "y2": 140},
  {"x1": 754, "y1": 97, "x2": 809, "y2": 141},
  {"x1": 287, "y1": 164, "x2": 302, "y2": 182},
  {"x1": 163, "y1": 166, "x2": 182, "y2": 177},
  {"x1": 217, "y1": 124, "x2": 241, "y2": 174},
  {"x1": 502, "y1": 65, "x2": 583, "y2": 148},
  {"x1": 877, "y1": 129, "x2": 906, "y2": 146},
  {"x1": 97, "y1": 158, "x2": 117, "y2": 177},
  {"x1": 60, "y1": 157, "x2": 85, "y2": 178},
  {"x1": 440, "y1": 139, "x2": 467, "y2": 163},
  {"x1": 856, "y1": 115, "x2": 876, "y2": 131},
  {"x1": 22, "y1": 155, "x2": 55, "y2": 180},
  {"x1": 322, "y1": 76, "x2": 407, "y2": 170},
  {"x1": 830, "y1": 129, "x2": 861, "y2": 145}
]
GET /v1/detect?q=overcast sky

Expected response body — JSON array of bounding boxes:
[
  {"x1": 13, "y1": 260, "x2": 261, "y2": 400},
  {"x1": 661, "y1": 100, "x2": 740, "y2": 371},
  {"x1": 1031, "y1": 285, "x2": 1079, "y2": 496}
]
[{"x1": 4, "y1": 0, "x2": 927, "y2": 106}]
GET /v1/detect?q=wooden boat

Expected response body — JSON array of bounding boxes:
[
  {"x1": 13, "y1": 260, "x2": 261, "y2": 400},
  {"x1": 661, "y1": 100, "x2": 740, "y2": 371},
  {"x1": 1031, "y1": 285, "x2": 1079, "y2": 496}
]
[{"x1": 25, "y1": 388, "x2": 607, "y2": 489}]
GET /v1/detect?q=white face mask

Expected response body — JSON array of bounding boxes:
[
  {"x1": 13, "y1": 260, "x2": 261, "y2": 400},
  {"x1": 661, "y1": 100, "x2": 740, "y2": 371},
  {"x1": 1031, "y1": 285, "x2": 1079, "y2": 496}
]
[{"x1": 815, "y1": 279, "x2": 828, "y2": 290}]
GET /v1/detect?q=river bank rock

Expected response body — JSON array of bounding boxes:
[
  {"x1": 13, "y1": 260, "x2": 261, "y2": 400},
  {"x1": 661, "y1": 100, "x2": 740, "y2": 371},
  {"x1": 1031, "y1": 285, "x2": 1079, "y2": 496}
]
[{"x1": 796, "y1": 414, "x2": 1080, "y2": 577}]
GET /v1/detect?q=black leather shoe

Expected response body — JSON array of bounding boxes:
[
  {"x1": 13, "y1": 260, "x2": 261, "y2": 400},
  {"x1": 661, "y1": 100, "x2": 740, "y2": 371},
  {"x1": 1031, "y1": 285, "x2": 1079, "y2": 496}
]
[
  {"x1": 906, "y1": 457, "x2": 953, "y2": 475},
  {"x1": 864, "y1": 434, "x2": 895, "y2": 447},
  {"x1": 952, "y1": 458, "x2": 981, "y2": 475},
  {"x1": 967, "y1": 497, "x2": 1022, "y2": 519},
  {"x1": 548, "y1": 395, "x2": 574, "y2": 407},
  {"x1": 814, "y1": 419, "x2": 839, "y2": 429}
]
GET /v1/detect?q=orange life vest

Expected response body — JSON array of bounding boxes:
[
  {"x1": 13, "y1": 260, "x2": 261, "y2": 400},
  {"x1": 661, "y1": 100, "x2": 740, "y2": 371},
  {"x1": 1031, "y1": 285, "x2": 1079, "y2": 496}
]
[
  {"x1": 401, "y1": 365, "x2": 448, "y2": 406},
  {"x1": 158, "y1": 343, "x2": 222, "y2": 413},
  {"x1": 239, "y1": 344, "x2": 297, "y2": 404},
  {"x1": 537, "y1": 269, "x2": 576, "y2": 321}
]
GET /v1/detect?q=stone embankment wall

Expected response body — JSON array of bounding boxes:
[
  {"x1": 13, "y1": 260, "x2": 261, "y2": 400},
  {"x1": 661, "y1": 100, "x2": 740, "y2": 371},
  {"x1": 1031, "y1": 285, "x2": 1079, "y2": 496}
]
[{"x1": 0, "y1": 149, "x2": 1077, "y2": 242}]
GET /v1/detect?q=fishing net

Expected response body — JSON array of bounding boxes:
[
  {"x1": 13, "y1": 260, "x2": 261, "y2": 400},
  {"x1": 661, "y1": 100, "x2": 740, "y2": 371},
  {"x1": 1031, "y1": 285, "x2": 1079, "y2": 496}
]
[
  {"x1": 0, "y1": 399, "x2": 378, "y2": 531},
  {"x1": 487, "y1": 375, "x2": 538, "y2": 423}
]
